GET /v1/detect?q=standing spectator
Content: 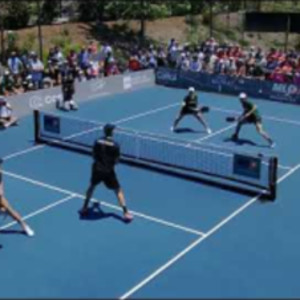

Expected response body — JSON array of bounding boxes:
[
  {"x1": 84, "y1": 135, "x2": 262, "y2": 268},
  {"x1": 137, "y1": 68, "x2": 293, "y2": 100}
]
[
  {"x1": 168, "y1": 41, "x2": 180, "y2": 68},
  {"x1": 157, "y1": 46, "x2": 167, "y2": 67},
  {"x1": 7, "y1": 51, "x2": 23, "y2": 82},
  {"x1": 100, "y1": 42, "x2": 113, "y2": 61},
  {"x1": 28, "y1": 52, "x2": 44, "y2": 90},
  {"x1": 78, "y1": 47, "x2": 90, "y2": 77}
]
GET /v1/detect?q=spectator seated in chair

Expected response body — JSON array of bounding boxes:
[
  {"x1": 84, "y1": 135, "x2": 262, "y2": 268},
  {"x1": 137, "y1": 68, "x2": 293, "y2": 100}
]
[{"x1": 0, "y1": 96, "x2": 18, "y2": 129}]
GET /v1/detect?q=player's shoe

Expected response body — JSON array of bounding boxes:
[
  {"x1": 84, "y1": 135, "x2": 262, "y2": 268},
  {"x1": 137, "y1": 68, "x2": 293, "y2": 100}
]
[
  {"x1": 23, "y1": 224, "x2": 35, "y2": 237},
  {"x1": 123, "y1": 211, "x2": 134, "y2": 222},
  {"x1": 70, "y1": 100, "x2": 78, "y2": 111},
  {"x1": 63, "y1": 103, "x2": 70, "y2": 111},
  {"x1": 206, "y1": 128, "x2": 212, "y2": 134},
  {"x1": 231, "y1": 133, "x2": 238, "y2": 141},
  {"x1": 269, "y1": 141, "x2": 276, "y2": 148}
]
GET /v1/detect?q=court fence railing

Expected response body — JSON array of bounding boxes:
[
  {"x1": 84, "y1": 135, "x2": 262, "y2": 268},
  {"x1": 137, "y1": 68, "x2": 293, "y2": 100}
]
[{"x1": 155, "y1": 67, "x2": 300, "y2": 105}]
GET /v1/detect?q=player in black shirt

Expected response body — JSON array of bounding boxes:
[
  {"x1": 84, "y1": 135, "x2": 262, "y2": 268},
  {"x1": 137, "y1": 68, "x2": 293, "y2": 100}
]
[
  {"x1": 79, "y1": 124, "x2": 133, "y2": 221},
  {"x1": 171, "y1": 87, "x2": 212, "y2": 134},
  {"x1": 56, "y1": 61, "x2": 78, "y2": 111}
]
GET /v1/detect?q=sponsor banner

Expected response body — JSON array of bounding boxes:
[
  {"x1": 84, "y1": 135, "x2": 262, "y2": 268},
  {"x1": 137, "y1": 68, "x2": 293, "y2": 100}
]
[
  {"x1": 156, "y1": 67, "x2": 300, "y2": 105},
  {"x1": 6, "y1": 70, "x2": 155, "y2": 118}
]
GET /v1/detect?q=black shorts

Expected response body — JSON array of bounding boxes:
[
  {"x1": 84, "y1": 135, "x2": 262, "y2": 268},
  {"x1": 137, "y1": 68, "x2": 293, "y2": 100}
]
[
  {"x1": 243, "y1": 115, "x2": 262, "y2": 124},
  {"x1": 91, "y1": 166, "x2": 120, "y2": 190},
  {"x1": 63, "y1": 91, "x2": 74, "y2": 102},
  {"x1": 180, "y1": 106, "x2": 198, "y2": 116}
]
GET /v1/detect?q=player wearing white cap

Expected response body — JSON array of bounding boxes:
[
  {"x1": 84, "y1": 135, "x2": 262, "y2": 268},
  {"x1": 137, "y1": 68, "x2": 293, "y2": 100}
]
[
  {"x1": 171, "y1": 87, "x2": 212, "y2": 134},
  {"x1": 231, "y1": 92, "x2": 275, "y2": 148}
]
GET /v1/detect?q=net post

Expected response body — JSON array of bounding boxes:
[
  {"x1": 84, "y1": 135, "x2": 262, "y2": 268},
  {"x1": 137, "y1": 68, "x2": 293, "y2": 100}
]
[
  {"x1": 269, "y1": 156, "x2": 278, "y2": 201},
  {"x1": 33, "y1": 110, "x2": 40, "y2": 144}
]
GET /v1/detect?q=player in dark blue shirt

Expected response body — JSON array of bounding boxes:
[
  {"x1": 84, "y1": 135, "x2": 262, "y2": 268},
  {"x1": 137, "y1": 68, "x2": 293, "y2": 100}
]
[{"x1": 79, "y1": 124, "x2": 133, "y2": 221}]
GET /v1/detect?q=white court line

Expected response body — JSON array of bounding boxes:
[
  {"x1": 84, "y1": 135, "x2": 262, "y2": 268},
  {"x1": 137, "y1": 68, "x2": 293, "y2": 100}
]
[
  {"x1": 114, "y1": 103, "x2": 179, "y2": 124},
  {"x1": 119, "y1": 163, "x2": 300, "y2": 300},
  {"x1": 3, "y1": 145, "x2": 45, "y2": 161},
  {"x1": 0, "y1": 194, "x2": 76, "y2": 231},
  {"x1": 1, "y1": 170, "x2": 204, "y2": 236},
  {"x1": 191, "y1": 124, "x2": 236, "y2": 144}
]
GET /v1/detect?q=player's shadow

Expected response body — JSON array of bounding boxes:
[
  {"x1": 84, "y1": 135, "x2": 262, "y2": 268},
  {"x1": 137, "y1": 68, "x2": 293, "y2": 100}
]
[
  {"x1": 174, "y1": 128, "x2": 204, "y2": 134},
  {"x1": 224, "y1": 137, "x2": 271, "y2": 148},
  {"x1": 0, "y1": 229, "x2": 26, "y2": 235},
  {"x1": 224, "y1": 137, "x2": 257, "y2": 146},
  {"x1": 78, "y1": 205, "x2": 129, "y2": 224}
]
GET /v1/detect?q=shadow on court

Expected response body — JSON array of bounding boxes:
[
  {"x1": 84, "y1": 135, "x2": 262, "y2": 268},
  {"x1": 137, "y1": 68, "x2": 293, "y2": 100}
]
[
  {"x1": 173, "y1": 128, "x2": 205, "y2": 134},
  {"x1": 78, "y1": 205, "x2": 129, "y2": 224},
  {"x1": 223, "y1": 137, "x2": 270, "y2": 148},
  {"x1": 0, "y1": 229, "x2": 25, "y2": 235}
]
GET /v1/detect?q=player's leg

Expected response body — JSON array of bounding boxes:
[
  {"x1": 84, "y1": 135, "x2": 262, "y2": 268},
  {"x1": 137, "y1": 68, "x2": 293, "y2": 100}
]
[
  {"x1": 105, "y1": 172, "x2": 133, "y2": 221},
  {"x1": 255, "y1": 121, "x2": 274, "y2": 147},
  {"x1": 231, "y1": 118, "x2": 245, "y2": 140},
  {"x1": 171, "y1": 110, "x2": 185, "y2": 131},
  {"x1": 69, "y1": 99, "x2": 78, "y2": 111},
  {"x1": 114, "y1": 188, "x2": 133, "y2": 221},
  {"x1": 80, "y1": 183, "x2": 97, "y2": 215},
  {"x1": 0, "y1": 196, "x2": 34, "y2": 236},
  {"x1": 0, "y1": 118, "x2": 6, "y2": 128},
  {"x1": 4, "y1": 116, "x2": 18, "y2": 128},
  {"x1": 195, "y1": 111, "x2": 212, "y2": 134},
  {"x1": 69, "y1": 92, "x2": 78, "y2": 111}
]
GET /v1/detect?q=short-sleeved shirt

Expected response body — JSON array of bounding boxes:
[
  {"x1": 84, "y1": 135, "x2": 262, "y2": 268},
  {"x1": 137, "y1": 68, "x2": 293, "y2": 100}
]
[
  {"x1": 184, "y1": 94, "x2": 198, "y2": 109},
  {"x1": 92, "y1": 137, "x2": 120, "y2": 173},
  {"x1": 242, "y1": 100, "x2": 261, "y2": 122}
]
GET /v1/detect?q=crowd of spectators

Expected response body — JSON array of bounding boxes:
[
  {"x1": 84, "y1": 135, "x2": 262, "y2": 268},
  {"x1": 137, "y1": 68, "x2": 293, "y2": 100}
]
[
  {"x1": 128, "y1": 37, "x2": 300, "y2": 85},
  {"x1": 0, "y1": 40, "x2": 121, "y2": 97},
  {"x1": 1, "y1": 36, "x2": 300, "y2": 97}
]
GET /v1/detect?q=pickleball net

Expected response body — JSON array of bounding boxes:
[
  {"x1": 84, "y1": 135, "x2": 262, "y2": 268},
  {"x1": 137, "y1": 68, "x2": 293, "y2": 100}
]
[{"x1": 34, "y1": 110, "x2": 278, "y2": 200}]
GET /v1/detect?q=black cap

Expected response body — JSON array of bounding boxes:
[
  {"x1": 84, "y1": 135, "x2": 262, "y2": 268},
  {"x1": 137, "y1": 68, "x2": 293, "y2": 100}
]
[{"x1": 103, "y1": 123, "x2": 116, "y2": 137}]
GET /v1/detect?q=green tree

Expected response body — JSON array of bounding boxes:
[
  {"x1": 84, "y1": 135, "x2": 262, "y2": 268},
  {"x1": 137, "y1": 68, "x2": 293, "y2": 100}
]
[
  {"x1": 40, "y1": 0, "x2": 60, "y2": 24},
  {"x1": 3, "y1": 1, "x2": 31, "y2": 29}
]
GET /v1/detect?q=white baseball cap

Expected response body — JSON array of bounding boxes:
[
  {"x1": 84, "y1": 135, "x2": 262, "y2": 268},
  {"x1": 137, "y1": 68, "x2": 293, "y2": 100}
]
[
  {"x1": 188, "y1": 87, "x2": 195, "y2": 93},
  {"x1": 239, "y1": 92, "x2": 247, "y2": 99}
]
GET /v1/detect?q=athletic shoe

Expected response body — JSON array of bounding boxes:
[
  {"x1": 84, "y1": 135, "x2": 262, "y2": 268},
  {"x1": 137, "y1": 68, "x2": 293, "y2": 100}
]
[
  {"x1": 123, "y1": 212, "x2": 134, "y2": 222},
  {"x1": 23, "y1": 224, "x2": 35, "y2": 237},
  {"x1": 70, "y1": 101, "x2": 79, "y2": 111},
  {"x1": 170, "y1": 126, "x2": 175, "y2": 132},
  {"x1": 231, "y1": 134, "x2": 238, "y2": 141},
  {"x1": 206, "y1": 128, "x2": 212, "y2": 134},
  {"x1": 270, "y1": 141, "x2": 276, "y2": 148}
]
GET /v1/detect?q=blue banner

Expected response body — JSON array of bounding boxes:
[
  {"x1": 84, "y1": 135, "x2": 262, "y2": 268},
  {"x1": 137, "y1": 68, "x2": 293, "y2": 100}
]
[{"x1": 155, "y1": 68, "x2": 300, "y2": 105}]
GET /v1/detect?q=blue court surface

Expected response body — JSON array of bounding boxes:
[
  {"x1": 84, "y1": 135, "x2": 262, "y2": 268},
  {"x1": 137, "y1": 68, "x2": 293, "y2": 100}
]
[{"x1": 1, "y1": 85, "x2": 300, "y2": 298}]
